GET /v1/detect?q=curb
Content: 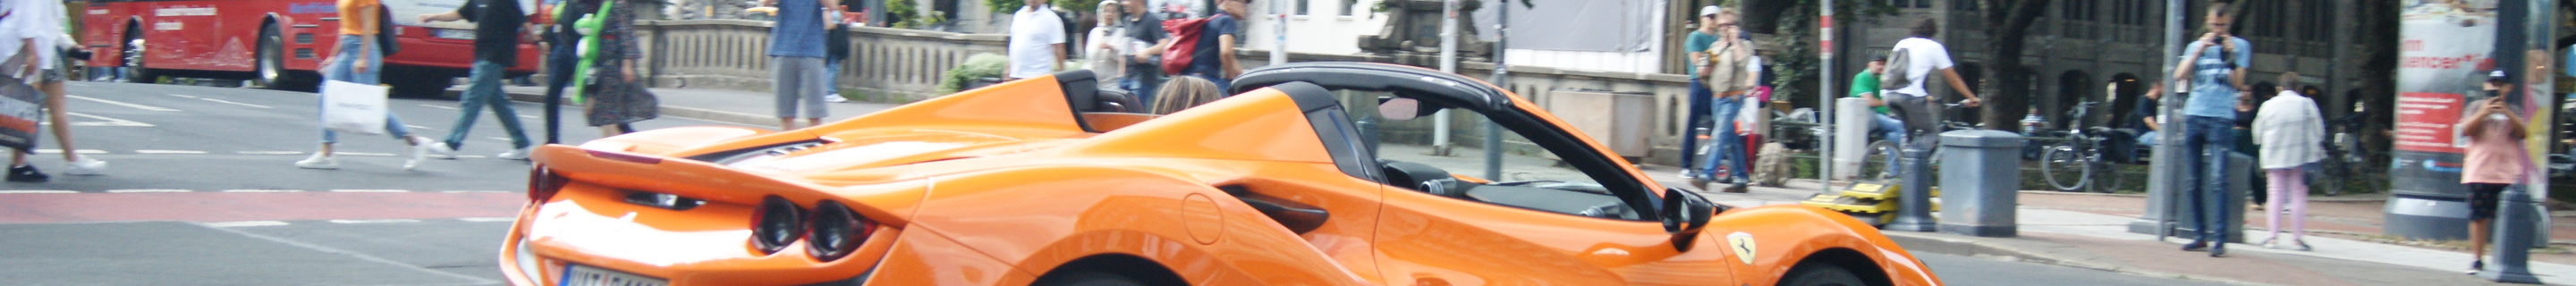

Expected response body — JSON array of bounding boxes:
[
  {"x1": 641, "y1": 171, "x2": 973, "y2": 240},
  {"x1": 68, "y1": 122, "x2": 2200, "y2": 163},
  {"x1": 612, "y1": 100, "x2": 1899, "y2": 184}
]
[
  {"x1": 469, "y1": 89, "x2": 785, "y2": 127},
  {"x1": 1879, "y1": 231, "x2": 2275, "y2": 286}
]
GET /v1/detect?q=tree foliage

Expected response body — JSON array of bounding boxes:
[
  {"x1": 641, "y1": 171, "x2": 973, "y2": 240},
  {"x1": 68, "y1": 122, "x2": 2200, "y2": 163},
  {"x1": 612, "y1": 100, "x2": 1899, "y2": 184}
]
[
  {"x1": 1971, "y1": 0, "x2": 2052, "y2": 129},
  {"x1": 1758, "y1": 0, "x2": 1901, "y2": 107}
]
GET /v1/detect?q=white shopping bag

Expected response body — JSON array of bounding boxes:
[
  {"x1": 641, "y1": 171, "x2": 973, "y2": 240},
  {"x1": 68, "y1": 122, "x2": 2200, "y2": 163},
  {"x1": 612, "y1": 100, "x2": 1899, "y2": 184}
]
[{"x1": 321, "y1": 80, "x2": 388, "y2": 135}]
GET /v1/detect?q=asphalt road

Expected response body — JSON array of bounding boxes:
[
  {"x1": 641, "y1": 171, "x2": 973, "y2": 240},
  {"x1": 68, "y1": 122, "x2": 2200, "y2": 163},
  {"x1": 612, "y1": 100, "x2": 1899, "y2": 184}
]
[{"x1": 1, "y1": 82, "x2": 2247, "y2": 285}]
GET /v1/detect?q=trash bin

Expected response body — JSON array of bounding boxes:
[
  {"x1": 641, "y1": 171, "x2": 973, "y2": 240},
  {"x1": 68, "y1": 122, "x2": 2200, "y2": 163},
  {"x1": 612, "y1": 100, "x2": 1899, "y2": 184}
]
[{"x1": 1937, "y1": 130, "x2": 2025, "y2": 237}]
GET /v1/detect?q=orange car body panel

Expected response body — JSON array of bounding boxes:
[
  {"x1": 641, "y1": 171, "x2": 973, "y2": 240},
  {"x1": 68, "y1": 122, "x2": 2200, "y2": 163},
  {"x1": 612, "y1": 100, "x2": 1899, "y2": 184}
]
[{"x1": 500, "y1": 69, "x2": 1940, "y2": 286}]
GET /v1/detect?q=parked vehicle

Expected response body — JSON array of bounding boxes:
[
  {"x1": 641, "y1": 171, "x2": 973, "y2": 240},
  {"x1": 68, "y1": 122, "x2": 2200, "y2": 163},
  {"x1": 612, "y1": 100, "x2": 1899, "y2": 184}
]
[{"x1": 78, "y1": 0, "x2": 539, "y2": 95}]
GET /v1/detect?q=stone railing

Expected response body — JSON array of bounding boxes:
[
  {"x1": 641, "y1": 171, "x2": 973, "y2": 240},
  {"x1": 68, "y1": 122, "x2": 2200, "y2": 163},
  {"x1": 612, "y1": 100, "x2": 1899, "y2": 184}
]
[
  {"x1": 632, "y1": 20, "x2": 1005, "y2": 101},
  {"x1": 626, "y1": 20, "x2": 1705, "y2": 165}
]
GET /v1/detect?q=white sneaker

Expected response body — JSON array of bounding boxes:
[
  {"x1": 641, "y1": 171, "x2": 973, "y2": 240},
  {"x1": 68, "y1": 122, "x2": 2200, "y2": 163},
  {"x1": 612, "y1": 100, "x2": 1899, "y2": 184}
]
[
  {"x1": 824, "y1": 95, "x2": 849, "y2": 103},
  {"x1": 295, "y1": 154, "x2": 340, "y2": 170},
  {"x1": 497, "y1": 147, "x2": 530, "y2": 160},
  {"x1": 405, "y1": 137, "x2": 432, "y2": 170},
  {"x1": 425, "y1": 141, "x2": 458, "y2": 159},
  {"x1": 63, "y1": 156, "x2": 106, "y2": 175}
]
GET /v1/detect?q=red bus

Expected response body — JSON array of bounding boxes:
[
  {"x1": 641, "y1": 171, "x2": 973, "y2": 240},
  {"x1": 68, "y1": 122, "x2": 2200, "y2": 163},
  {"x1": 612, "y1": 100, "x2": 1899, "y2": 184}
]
[{"x1": 78, "y1": 0, "x2": 540, "y2": 96}]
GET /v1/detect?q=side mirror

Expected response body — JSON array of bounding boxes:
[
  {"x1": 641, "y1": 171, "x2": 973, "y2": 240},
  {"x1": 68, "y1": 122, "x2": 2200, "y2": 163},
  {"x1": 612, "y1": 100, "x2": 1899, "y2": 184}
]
[
  {"x1": 1661, "y1": 188, "x2": 1716, "y2": 252},
  {"x1": 1375, "y1": 97, "x2": 1445, "y2": 121}
]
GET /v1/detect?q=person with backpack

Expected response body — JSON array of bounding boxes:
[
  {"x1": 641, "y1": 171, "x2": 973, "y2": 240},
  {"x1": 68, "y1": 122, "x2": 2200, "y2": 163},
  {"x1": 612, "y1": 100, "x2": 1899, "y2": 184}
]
[
  {"x1": 1880, "y1": 18, "x2": 1982, "y2": 152},
  {"x1": 1175, "y1": 0, "x2": 1246, "y2": 89}
]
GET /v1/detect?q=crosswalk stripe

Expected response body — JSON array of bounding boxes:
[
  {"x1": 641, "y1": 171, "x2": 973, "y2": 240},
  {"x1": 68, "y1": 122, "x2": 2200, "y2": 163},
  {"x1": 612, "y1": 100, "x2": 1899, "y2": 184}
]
[
  {"x1": 203, "y1": 221, "x2": 290, "y2": 227},
  {"x1": 199, "y1": 97, "x2": 274, "y2": 109},
  {"x1": 330, "y1": 189, "x2": 409, "y2": 192},
  {"x1": 458, "y1": 217, "x2": 516, "y2": 223},
  {"x1": 68, "y1": 95, "x2": 178, "y2": 112},
  {"x1": 137, "y1": 150, "x2": 208, "y2": 154},
  {"x1": 338, "y1": 152, "x2": 395, "y2": 156},
  {"x1": 106, "y1": 189, "x2": 190, "y2": 193},
  {"x1": 165, "y1": 94, "x2": 199, "y2": 98},
  {"x1": 421, "y1": 104, "x2": 457, "y2": 110},
  {"x1": 32, "y1": 149, "x2": 107, "y2": 154},
  {"x1": 238, "y1": 151, "x2": 306, "y2": 155},
  {"x1": 221, "y1": 189, "x2": 303, "y2": 193},
  {"x1": 328, "y1": 219, "x2": 420, "y2": 223},
  {"x1": 0, "y1": 190, "x2": 77, "y2": 194}
]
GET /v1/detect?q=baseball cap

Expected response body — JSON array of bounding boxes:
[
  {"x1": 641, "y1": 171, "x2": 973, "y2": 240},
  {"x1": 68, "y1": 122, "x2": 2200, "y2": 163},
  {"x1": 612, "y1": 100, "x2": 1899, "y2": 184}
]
[
  {"x1": 1700, "y1": 5, "x2": 1720, "y2": 17},
  {"x1": 2489, "y1": 70, "x2": 2511, "y2": 82}
]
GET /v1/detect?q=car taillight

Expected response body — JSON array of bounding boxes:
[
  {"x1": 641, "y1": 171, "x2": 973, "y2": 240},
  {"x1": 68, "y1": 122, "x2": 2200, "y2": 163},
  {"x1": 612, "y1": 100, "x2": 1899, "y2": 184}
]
[
  {"x1": 750, "y1": 196, "x2": 804, "y2": 255},
  {"x1": 805, "y1": 200, "x2": 875, "y2": 262},
  {"x1": 528, "y1": 166, "x2": 569, "y2": 202}
]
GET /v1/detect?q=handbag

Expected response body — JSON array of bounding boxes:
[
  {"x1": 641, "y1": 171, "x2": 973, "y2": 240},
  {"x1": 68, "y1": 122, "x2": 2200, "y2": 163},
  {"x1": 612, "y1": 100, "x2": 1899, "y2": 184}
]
[
  {"x1": 0, "y1": 79, "x2": 41, "y2": 152},
  {"x1": 321, "y1": 80, "x2": 389, "y2": 135}
]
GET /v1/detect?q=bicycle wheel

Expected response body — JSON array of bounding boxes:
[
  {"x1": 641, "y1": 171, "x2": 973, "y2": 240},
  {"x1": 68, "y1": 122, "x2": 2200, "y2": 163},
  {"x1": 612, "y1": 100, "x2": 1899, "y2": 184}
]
[
  {"x1": 2039, "y1": 145, "x2": 2090, "y2": 191},
  {"x1": 1860, "y1": 140, "x2": 1901, "y2": 181}
]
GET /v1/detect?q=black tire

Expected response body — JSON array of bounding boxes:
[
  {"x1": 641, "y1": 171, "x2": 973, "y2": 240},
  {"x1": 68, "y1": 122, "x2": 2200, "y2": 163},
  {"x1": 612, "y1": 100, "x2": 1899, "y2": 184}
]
[
  {"x1": 1034, "y1": 272, "x2": 1145, "y2": 286},
  {"x1": 253, "y1": 26, "x2": 318, "y2": 91},
  {"x1": 2039, "y1": 145, "x2": 2090, "y2": 192},
  {"x1": 1860, "y1": 139, "x2": 1900, "y2": 181},
  {"x1": 121, "y1": 32, "x2": 156, "y2": 83},
  {"x1": 1779, "y1": 262, "x2": 1869, "y2": 286}
]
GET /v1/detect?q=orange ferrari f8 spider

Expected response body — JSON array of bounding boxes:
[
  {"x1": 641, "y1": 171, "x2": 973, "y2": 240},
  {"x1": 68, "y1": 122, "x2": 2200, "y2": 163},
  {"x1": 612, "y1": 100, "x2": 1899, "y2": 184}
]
[{"x1": 499, "y1": 63, "x2": 1941, "y2": 286}]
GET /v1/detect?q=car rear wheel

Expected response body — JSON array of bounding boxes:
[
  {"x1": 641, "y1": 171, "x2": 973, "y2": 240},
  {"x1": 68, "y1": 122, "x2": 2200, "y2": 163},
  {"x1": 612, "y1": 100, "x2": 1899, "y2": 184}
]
[
  {"x1": 122, "y1": 33, "x2": 157, "y2": 83},
  {"x1": 1779, "y1": 262, "x2": 1868, "y2": 286},
  {"x1": 1034, "y1": 272, "x2": 1144, "y2": 286},
  {"x1": 254, "y1": 25, "x2": 318, "y2": 91}
]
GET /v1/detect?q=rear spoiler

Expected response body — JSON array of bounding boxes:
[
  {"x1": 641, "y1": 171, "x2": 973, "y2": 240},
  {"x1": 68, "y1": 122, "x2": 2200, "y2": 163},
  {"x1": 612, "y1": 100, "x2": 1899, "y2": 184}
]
[{"x1": 529, "y1": 145, "x2": 924, "y2": 226}]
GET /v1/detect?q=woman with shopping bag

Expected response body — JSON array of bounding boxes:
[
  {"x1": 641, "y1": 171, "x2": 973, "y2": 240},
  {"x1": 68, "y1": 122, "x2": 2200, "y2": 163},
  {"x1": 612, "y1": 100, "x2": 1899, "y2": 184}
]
[{"x1": 300, "y1": 0, "x2": 438, "y2": 171}]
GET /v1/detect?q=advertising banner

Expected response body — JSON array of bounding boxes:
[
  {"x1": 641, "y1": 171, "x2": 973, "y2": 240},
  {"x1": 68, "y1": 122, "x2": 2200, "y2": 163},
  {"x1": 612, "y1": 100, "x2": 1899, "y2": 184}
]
[{"x1": 2394, "y1": 0, "x2": 2500, "y2": 199}]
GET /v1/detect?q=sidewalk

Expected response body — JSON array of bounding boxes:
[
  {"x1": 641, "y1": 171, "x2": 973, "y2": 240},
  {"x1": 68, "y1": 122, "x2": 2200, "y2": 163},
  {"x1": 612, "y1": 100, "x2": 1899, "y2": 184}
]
[
  {"x1": 1635, "y1": 163, "x2": 2576, "y2": 286},
  {"x1": 462, "y1": 85, "x2": 899, "y2": 128},
  {"x1": 484, "y1": 84, "x2": 2576, "y2": 285}
]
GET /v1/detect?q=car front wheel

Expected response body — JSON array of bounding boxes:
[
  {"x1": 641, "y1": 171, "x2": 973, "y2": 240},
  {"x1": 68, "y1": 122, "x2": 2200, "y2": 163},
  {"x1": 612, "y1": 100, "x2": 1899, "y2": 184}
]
[{"x1": 1779, "y1": 262, "x2": 1868, "y2": 286}]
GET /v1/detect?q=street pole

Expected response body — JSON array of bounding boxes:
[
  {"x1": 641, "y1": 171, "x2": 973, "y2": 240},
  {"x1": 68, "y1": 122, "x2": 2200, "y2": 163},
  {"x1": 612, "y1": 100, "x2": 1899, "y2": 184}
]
[
  {"x1": 1271, "y1": 0, "x2": 1285, "y2": 65},
  {"x1": 1483, "y1": 0, "x2": 1506, "y2": 181},
  {"x1": 2130, "y1": 0, "x2": 2186, "y2": 240},
  {"x1": 2479, "y1": 0, "x2": 2540, "y2": 282},
  {"x1": 1815, "y1": 0, "x2": 1835, "y2": 195},
  {"x1": 1432, "y1": 0, "x2": 1458, "y2": 156}
]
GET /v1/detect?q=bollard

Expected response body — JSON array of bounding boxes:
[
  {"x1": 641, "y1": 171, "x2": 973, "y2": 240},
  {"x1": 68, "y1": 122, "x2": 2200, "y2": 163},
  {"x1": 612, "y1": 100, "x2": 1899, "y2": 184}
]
[
  {"x1": 2479, "y1": 184, "x2": 2543, "y2": 283},
  {"x1": 1936, "y1": 130, "x2": 2024, "y2": 237},
  {"x1": 1832, "y1": 98, "x2": 1872, "y2": 180}
]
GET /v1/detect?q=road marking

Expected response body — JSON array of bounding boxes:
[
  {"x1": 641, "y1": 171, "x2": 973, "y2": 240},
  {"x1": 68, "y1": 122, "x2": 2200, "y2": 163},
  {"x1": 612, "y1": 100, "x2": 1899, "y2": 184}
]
[
  {"x1": 439, "y1": 190, "x2": 509, "y2": 193},
  {"x1": 328, "y1": 219, "x2": 421, "y2": 223},
  {"x1": 0, "y1": 190, "x2": 76, "y2": 194},
  {"x1": 488, "y1": 137, "x2": 511, "y2": 141},
  {"x1": 338, "y1": 152, "x2": 395, "y2": 156},
  {"x1": 199, "y1": 97, "x2": 273, "y2": 109},
  {"x1": 421, "y1": 104, "x2": 457, "y2": 110},
  {"x1": 68, "y1": 95, "x2": 179, "y2": 112},
  {"x1": 198, "y1": 225, "x2": 504, "y2": 285},
  {"x1": 106, "y1": 189, "x2": 190, "y2": 193},
  {"x1": 330, "y1": 189, "x2": 409, "y2": 193},
  {"x1": 203, "y1": 221, "x2": 291, "y2": 227},
  {"x1": 165, "y1": 94, "x2": 199, "y2": 98},
  {"x1": 237, "y1": 151, "x2": 305, "y2": 155},
  {"x1": 520, "y1": 115, "x2": 539, "y2": 120},
  {"x1": 67, "y1": 112, "x2": 153, "y2": 127},
  {"x1": 459, "y1": 217, "x2": 516, "y2": 223},
  {"x1": 136, "y1": 149, "x2": 208, "y2": 154},
  {"x1": 457, "y1": 155, "x2": 487, "y2": 158},
  {"x1": 221, "y1": 189, "x2": 303, "y2": 193},
  {"x1": 32, "y1": 149, "x2": 106, "y2": 155},
  {"x1": 406, "y1": 124, "x2": 433, "y2": 130}
]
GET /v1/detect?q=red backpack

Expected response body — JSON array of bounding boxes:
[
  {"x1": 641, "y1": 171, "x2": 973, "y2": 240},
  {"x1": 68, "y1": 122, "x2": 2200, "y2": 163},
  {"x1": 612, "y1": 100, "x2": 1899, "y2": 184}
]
[{"x1": 1160, "y1": 17, "x2": 1209, "y2": 75}]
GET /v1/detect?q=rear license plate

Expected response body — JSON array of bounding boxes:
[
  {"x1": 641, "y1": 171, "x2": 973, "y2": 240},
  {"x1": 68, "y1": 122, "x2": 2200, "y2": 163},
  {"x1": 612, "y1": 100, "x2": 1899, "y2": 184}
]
[
  {"x1": 559, "y1": 265, "x2": 666, "y2": 286},
  {"x1": 433, "y1": 29, "x2": 476, "y2": 40}
]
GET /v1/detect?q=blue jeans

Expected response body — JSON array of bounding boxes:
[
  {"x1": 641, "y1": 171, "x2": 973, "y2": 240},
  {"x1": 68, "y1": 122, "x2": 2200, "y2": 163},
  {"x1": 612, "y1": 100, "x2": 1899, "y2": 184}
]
[
  {"x1": 1123, "y1": 76, "x2": 1162, "y2": 112},
  {"x1": 2138, "y1": 130, "x2": 2159, "y2": 147},
  {"x1": 1869, "y1": 113, "x2": 1903, "y2": 146},
  {"x1": 319, "y1": 35, "x2": 411, "y2": 143},
  {"x1": 1699, "y1": 96, "x2": 1748, "y2": 181},
  {"x1": 442, "y1": 60, "x2": 533, "y2": 149},
  {"x1": 2182, "y1": 116, "x2": 2235, "y2": 243},
  {"x1": 824, "y1": 57, "x2": 842, "y2": 100},
  {"x1": 538, "y1": 46, "x2": 579, "y2": 144},
  {"x1": 1681, "y1": 79, "x2": 1713, "y2": 169}
]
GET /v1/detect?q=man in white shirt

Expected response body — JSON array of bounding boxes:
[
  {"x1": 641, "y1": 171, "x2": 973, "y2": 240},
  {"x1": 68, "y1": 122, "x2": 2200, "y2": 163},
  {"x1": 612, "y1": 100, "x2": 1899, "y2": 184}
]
[
  {"x1": 1883, "y1": 18, "x2": 1982, "y2": 149},
  {"x1": 1006, "y1": 0, "x2": 1066, "y2": 80}
]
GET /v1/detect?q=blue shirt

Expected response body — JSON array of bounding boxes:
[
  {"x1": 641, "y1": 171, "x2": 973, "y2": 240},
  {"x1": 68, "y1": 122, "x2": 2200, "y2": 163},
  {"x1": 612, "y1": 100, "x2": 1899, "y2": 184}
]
[
  {"x1": 1182, "y1": 13, "x2": 1240, "y2": 77},
  {"x1": 2182, "y1": 37, "x2": 2250, "y2": 119},
  {"x1": 766, "y1": 0, "x2": 826, "y2": 57}
]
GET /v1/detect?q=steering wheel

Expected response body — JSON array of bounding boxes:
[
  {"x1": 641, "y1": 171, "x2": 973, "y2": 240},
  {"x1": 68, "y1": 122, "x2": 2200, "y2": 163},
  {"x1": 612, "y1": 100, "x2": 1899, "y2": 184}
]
[{"x1": 1379, "y1": 160, "x2": 1464, "y2": 198}]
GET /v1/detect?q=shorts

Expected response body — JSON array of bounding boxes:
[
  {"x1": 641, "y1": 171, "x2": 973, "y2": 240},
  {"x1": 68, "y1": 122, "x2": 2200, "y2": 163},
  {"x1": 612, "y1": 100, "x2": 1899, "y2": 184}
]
[
  {"x1": 2466, "y1": 182, "x2": 2508, "y2": 220},
  {"x1": 38, "y1": 69, "x2": 61, "y2": 83}
]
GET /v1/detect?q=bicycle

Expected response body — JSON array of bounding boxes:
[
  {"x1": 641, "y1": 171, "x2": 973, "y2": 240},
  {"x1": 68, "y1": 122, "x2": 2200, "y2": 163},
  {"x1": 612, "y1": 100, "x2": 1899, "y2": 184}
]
[
  {"x1": 2312, "y1": 112, "x2": 2378, "y2": 196},
  {"x1": 2036, "y1": 100, "x2": 2126, "y2": 193},
  {"x1": 1853, "y1": 102, "x2": 1979, "y2": 181}
]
